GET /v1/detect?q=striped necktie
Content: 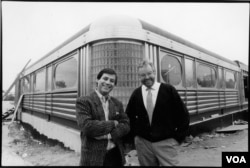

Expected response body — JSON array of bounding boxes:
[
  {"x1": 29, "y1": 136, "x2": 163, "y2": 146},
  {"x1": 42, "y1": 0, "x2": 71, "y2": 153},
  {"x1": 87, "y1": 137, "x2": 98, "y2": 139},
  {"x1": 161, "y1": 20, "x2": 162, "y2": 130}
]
[{"x1": 146, "y1": 88, "x2": 154, "y2": 124}]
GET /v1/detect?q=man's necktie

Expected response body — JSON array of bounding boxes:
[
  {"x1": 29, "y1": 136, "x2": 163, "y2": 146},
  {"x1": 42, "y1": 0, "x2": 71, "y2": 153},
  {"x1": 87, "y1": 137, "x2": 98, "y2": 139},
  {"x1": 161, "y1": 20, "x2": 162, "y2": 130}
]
[{"x1": 146, "y1": 88, "x2": 154, "y2": 124}]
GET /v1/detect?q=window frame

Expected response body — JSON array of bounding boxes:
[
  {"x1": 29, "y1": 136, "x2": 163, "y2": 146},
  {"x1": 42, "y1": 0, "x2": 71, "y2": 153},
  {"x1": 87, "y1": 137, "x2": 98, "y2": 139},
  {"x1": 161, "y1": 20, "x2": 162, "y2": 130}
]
[
  {"x1": 46, "y1": 65, "x2": 53, "y2": 92},
  {"x1": 33, "y1": 67, "x2": 46, "y2": 93},
  {"x1": 217, "y1": 67, "x2": 224, "y2": 89},
  {"x1": 224, "y1": 69, "x2": 237, "y2": 90},
  {"x1": 184, "y1": 57, "x2": 195, "y2": 89},
  {"x1": 159, "y1": 51, "x2": 183, "y2": 89},
  {"x1": 23, "y1": 74, "x2": 31, "y2": 93},
  {"x1": 196, "y1": 61, "x2": 217, "y2": 89},
  {"x1": 52, "y1": 52, "x2": 78, "y2": 92}
]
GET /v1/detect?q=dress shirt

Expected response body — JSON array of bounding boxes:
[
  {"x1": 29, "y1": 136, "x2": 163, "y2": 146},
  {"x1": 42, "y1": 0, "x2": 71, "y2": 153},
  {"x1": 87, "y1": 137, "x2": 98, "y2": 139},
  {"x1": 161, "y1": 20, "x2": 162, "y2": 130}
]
[
  {"x1": 141, "y1": 82, "x2": 161, "y2": 111},
  {"x1": 95, "y1": 90, "x2": 115, "y2": 150}
]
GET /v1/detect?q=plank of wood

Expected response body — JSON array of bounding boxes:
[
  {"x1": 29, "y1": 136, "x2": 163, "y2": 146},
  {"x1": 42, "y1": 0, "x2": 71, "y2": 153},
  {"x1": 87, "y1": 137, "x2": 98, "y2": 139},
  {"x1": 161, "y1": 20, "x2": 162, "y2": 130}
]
[
  {"x1": 11, "y1": 94, "x2": 24, "y2": 123},
  {"x1": 2, "y1": 59, "x2": 31, "y2": 100},
  {"x1": 216, "y1": 124, "x2": 248, "y2": 133}
]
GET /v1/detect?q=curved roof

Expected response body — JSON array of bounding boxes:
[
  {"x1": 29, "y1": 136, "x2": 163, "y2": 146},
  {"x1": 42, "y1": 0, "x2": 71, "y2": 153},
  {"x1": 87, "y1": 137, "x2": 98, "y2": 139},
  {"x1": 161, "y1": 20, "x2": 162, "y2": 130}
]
[
  {"x1": 138, "y1": 19, "x2": 237, "y2": 66},
  {"x1": 90, "y1": 15, "x2": 142, "y2": 31},
  {"x1": 25, "y1": 15, "x2": 238, "y2": 72},
  {"x1": 89, "y1": 15, "x2": 237, "y2": 66}
]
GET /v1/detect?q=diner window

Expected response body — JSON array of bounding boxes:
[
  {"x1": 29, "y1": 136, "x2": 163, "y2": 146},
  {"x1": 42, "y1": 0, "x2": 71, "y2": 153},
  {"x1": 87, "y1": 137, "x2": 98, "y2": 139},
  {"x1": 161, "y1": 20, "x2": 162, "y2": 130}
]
[
  {"x1": 185, "y1": 59, "x2": 194, "y2": 88},
  {"x1": 46, "y1": 66, "x2": 52, "y2": 91},
  {"x1": 34, "y1": 69, "x2": 46, "y2": 92},
  {"x1": 197, "y1": 64, "x2": 216, "y2": 88},
  {"x1": 160, "y1": 55, "x2": 182, "y2": 86},
  {"x1": 225, "y1": 70, "x2": 236, "y2": 89},
  {"x1": 54, "y1": 55, "x2": 77, "y2": 89},
  {"x1": 218, "y1": 68, "x2": 223, "y2": 88},
  {"x1": 23, "y1": 76, "x2": 30, "y2": 93}
]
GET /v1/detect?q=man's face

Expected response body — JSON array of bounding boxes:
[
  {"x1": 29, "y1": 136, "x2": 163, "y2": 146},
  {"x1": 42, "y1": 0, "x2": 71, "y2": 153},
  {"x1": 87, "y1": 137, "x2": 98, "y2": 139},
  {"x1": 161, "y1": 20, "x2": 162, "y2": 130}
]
[
  {"x1": 96, "y1": 73, "x2": 116, "y2": 96},
  {"x1": 138, "y1": 64, "x2": 155, "y2": 88}
]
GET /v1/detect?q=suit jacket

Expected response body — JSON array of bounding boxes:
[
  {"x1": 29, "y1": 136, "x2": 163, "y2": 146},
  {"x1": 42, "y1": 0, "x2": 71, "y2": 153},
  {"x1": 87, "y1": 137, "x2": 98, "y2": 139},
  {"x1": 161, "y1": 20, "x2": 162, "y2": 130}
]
[
  {"x1": 75, "y1": 91, "x2": 130, "y2": 166},
  {"x1": 125, "y1": 83, "x2": 189, "y2": 143}
]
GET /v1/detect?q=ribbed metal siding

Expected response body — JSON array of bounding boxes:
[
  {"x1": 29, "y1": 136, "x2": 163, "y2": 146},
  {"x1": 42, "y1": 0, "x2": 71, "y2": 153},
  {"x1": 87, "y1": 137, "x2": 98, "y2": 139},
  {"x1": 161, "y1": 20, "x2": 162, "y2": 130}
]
[
  {"x1": 51, "y1": 92, "x2": 77, "y2": 121},
  {"x1": 186, "y1": 91, "x2": 197, "y2": 115},
  {"x1": 197, "y1": 91, "x2": 220, "y2": 113},
  {"x1": 177, "y1": 90, "x2": 198, "y2": 115},
  {"x1": 178, "y1": 90, "x2": 186, "y2": 103},
  {"x1": 22, "y1": 89, "x2": 238, "y2": 122},
  {"x1": 23, "y1": 94, "x2": 32, "y2": 110},
  {"x1": 177, "y1": 90, "x2": 239, "y2": 115},
  {"x1": 22, "y1": 91, "x2": 78, "y2": 121},
  {"x1": 45, "y1": 93, "x2": 52, "y2": 114},
  {"x1": 33, "y1": 94, "x2": 46, "y2": 113},
  {"x1": 225, "y1": 91, "x2": 239, "y2": 107}
]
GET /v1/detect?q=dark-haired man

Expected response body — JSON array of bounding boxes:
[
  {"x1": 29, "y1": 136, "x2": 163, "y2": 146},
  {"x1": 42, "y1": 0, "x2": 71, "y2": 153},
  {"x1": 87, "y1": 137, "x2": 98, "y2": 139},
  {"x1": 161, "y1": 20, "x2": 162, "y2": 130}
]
[{"x1": 76, "y1": 68, "x2": 130, "y2": 166}]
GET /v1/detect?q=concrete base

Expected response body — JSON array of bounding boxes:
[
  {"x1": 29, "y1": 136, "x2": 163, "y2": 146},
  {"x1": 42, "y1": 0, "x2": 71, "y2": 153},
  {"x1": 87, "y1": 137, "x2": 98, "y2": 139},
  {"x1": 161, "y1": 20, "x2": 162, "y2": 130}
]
[
  {"x1": 189, "y1": 110, "x2": 248, "y2": 136},
  {"x1": 22, "y1": 113, "x2": 81, "y2": 153}
]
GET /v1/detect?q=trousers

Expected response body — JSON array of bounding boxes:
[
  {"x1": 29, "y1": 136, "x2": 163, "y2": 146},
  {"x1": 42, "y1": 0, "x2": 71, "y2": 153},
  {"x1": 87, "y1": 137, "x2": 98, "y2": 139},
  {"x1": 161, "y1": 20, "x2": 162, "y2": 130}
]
[
  {"x1": 103, "y1": 146, "x2": 122, "y2": 166},
  {"x1": 135, "y1": 136, "x2": 179, "y2": 166}
]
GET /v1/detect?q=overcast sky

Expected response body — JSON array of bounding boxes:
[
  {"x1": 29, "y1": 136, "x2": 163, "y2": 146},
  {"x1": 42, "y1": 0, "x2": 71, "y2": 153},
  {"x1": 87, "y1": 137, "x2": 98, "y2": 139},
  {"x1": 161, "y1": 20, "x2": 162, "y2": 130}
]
[{"x1": 2, "y1": 2, "x2": 249, "y2": 92}]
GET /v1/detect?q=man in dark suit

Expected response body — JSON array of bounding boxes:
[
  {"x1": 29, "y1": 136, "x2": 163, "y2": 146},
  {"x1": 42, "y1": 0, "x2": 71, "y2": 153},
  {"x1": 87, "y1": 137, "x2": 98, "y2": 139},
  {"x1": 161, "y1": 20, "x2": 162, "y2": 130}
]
[
  {"x1": 76, "y1": 68, "x2": 130, "y2": 166},
  {"x1": 125, "y1": 59, "x2": 190, "y2": 166}
]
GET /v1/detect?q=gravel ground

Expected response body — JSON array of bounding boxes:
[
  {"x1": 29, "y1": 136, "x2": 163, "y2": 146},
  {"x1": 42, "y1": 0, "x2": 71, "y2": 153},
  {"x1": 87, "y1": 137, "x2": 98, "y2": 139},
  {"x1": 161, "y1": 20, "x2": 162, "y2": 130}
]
[{"x1": 1, "y1": 120, "x2": 248, "y2": 166}]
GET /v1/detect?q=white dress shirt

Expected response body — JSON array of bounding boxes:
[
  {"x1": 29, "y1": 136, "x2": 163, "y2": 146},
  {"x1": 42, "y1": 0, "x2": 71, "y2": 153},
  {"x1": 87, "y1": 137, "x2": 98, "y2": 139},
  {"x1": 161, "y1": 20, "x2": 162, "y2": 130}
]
[
  {"x1": 95, "y1": 90, "x2": 115, "y2": 150},
  {"x1": 141, "y1": 82, "x2": 161, "y2": 112}
]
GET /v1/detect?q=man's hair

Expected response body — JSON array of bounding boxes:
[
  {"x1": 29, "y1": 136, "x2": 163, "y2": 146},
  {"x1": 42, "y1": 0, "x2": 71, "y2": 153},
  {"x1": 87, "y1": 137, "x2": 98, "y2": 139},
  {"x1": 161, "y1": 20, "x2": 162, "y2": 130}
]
[
  {"x1": 97, "y1": 68, "x2": 118, "y2": 85},
  {"x1": 137, "y1": 59, "x2": 155, "y2": 72}
]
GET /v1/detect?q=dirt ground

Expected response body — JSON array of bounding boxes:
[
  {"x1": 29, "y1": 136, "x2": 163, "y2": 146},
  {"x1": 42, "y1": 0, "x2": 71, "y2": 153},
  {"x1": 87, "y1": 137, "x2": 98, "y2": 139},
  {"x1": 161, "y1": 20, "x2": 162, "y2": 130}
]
[
  {"x1": 1, "y1": 120, "x2": 248, "y2": 166},
  {"x1": 2, "y1": 121, "x2": 80, "y2": 166},
  {"x1": 177, "y1": 126, "x2": 248, "y2": 166}
]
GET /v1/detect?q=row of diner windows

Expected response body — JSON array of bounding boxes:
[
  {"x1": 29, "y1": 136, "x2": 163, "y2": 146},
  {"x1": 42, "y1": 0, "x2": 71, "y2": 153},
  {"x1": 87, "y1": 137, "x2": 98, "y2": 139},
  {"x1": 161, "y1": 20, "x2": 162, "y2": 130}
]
[
  {"x1": 20, "y1": 49, "x2": 237, "y2": 94},
  {"x1": 161, "y1": 54, "x2": 237, "y2": 89},
  {"x1": 21, "y1": 58, "x2": 237, "y2": 94},
  {"x1": 21, "y1": 54, "x2": 78, "y2": 93}
]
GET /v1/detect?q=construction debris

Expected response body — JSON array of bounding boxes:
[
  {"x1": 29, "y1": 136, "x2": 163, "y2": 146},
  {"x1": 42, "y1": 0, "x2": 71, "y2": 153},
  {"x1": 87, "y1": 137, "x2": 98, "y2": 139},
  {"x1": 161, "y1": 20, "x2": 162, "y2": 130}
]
[
  {"x1": 204, "y1": 146, "x2": 217, "y2": 149},
  {"x1": 125, "y1": 150, "x2": 139, "y2": 166},
  {"x1": 233, "y1": 119, "x2": 248, "y2": 125},
  {"x1": 192, "y1": 136, "x2": 203, "y2": 142},
  {"x1": 181, "y1": 142, "x2": 192, "y2": 147},
  {"x1": 215, "y1": 122, "x2": 248, "y2": 133},
  {"x1": 2, "y1": 107, "x2": 15, "y2": 121}
]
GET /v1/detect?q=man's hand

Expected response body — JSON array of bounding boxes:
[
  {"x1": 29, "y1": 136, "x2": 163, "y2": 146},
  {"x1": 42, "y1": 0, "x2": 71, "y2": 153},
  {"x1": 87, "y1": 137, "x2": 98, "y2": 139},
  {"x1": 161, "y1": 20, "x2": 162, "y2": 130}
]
[
  {"x1": 114, "y1": 120, "x2": 119, "y2": 127},
  {"x1": 94, "y1": 121, "x2": 118, "y2": 140}
]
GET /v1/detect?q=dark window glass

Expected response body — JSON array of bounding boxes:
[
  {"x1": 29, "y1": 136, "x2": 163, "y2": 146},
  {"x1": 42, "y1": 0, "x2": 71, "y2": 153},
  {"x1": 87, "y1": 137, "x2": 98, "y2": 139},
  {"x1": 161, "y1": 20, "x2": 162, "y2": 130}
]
[
  {"x1": 54, "y1": 56, "x2": 77, "y2": 89},
  {"x1": 185, "y1": 59, "x2": 194, "y2": 88},
  {"x1": 197, "y1": 64, "x2": 216, "y2": 88},
  {"x1": 161, "y1": 55, "x2": 182, "y2": 86},
  {"x1": 34, "y1": 69, "x2": 45, "y2": 92},
  {"x1": 225, "y1": 71, "x2": 236, "y2": 89},
  {"x1": 23, "y1": 76, "x2": 30, "y2": 93}
]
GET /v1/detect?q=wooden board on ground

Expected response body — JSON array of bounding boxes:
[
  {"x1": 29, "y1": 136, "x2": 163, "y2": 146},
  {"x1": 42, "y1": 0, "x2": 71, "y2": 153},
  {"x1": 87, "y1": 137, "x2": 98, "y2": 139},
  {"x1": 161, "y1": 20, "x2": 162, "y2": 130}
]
[{"x1": 215, "y1": 125, "x2": 248, "y2": 133}]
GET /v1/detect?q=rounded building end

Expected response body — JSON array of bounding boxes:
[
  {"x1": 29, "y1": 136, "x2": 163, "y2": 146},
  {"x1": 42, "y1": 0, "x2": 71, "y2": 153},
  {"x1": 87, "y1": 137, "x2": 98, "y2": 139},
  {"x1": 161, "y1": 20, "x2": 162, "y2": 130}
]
[{"x1": 89, "y1": 15, "x2": 142, "y2": 31}]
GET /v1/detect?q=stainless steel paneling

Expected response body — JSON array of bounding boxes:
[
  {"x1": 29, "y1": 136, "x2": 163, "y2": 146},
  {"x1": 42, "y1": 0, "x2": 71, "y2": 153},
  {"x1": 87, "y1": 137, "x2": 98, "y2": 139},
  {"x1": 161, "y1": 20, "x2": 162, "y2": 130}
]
[
  {"x1": 182, "y1": 90, "x2": 239, "y2": 114},
  {"x1": 22, "y1": 91, "x2": 77, "y2": 121},
  {"x1": 33, "y1": 94, "x2": 45, "y2": 113},
  {"x1": 51, "y1": 91, "x2": 77, "y2": 121}
]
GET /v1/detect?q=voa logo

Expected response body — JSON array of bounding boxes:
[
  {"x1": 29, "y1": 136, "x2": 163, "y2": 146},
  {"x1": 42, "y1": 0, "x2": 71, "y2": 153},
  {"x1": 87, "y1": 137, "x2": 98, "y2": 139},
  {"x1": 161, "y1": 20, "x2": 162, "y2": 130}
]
[
  {"x1": 226, "y1": 155, "x2": 246, "y2": 164},
  {"x1": 222, "y1": 152, "x2": 248, "y2": 167}
]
